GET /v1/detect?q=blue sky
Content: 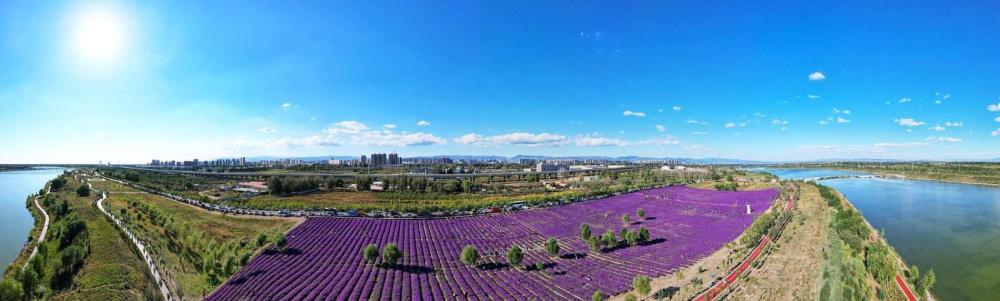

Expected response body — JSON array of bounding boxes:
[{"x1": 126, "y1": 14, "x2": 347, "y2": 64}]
[{"x1": 2, "y1": 0, "x2": 1000, "y2": 163}]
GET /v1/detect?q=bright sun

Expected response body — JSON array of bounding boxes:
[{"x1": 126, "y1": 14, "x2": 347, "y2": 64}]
[{"x1": 70, "y1": 6, "x2": 128, "y2": 64}]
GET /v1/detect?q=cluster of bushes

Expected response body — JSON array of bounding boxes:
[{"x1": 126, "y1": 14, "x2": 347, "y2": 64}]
[
  {"x1": 3, "y1": 194, "x2": 92, "y2": 300},
  {"x1": 361, "y1": 243, "x2": 403, "y2": 268},
  {"x1": 122, "y1": 196, "x2": 258, "y2": 286},
  {"x1": 266, "y1": 177, "x2": 319, "y2": 195},
  {"x1": 580, "y1": 222, "x2": 651, "y2": 253}
]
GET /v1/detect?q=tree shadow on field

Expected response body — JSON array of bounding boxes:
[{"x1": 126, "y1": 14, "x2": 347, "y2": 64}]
[
  {"x1": 392, "y1": 264, "x2": 435, "y2": 274},
  {"x1": 644, "y1": 217, "x2": 657, "y2": 221},
  {"x1": 477, "y1": 262, "x2": 509, "y2": 271},
  {"x1": 226, "y1": 270, "x2": 266, "y2": 286},
  {"x1": 263, "y1": 248, "x2": 303, "y2": 256},
  {"x1": 639, "y1": 238, "x2": 666, "y2": 246},
  {"x1": 560, "y1": 253, "x2": 587, "y2": 260}
]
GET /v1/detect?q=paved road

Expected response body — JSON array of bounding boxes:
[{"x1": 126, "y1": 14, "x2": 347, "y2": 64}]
[
  {"x1": 895, "y1": 274, "x2": 918, "y2": 301},
  {"x1": 89, "y1": 180, "x2": 174, "y2": 301},
  {"x1": 22, "y1": 186, "x2": 51, "y2": 271}
]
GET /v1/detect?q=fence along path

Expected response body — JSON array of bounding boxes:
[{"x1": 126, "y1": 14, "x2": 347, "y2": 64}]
[{"x1": 87, "y1": 179, "x2": 174, "y2": 301}]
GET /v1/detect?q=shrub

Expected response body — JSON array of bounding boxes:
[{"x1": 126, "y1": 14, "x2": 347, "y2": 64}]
[
  {"x1": 602, "y1": 230, "x2": 617, "y2": 249},
  {"x1": 621, "y1": 214, "x2": 631, "y2": 225},
  {"x1": 382, "y1": 243, "x2": 402, "y2": 267},
  {"x1": 638, "y1": 227, "x2": 650, "y2": 243},
  {"x1": 460, "y1": 245, "x2": 479, "y2": 267},
  {"x1": 535, "y1": 262, "x2": 544, "y2": 271},
  {"x1": 625, "y1": 230, "x2": 639, "y2": 246},
  {"x1": 76, "y1": 185, "x2": 90, "y2": 197},
  {"x1": 588, "y1": 237, "x2": 601, "y2": 252},
  {"x1": 0, "y1": 278, "x2": 24, "y2": 301},
  {"x1": 580, "y1": 224, "x2": 591, "y2": 241},
  {"x1": 624, "y1": 293, "x2": 637, "y2": 301},
  {"x1": 633, "y1": 274, "x2": 651, "y2": 296},
  {"x1": 545, "y1": 238, "x2": 560, "y2": 257},
  {"x1": 636, "y1": 208, "x2": 645, "y2": 220},
  {"x1": 273, "y1": 234, "x2": 288, "y2": 252},
  {"x1": 507, "y1": 245, "x2": 524, "y2": 268},
  {"x1": 591, "y1": 290, "x2": 603, "y2": 301},
  {"x1": 362, "y1": 244, "x2": 379, "y2": 263}
]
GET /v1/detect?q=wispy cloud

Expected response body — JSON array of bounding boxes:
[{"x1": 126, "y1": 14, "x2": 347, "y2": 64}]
[
  {"x1": 992, "y1": 129, "x2": 1000, "y2": 136},
  {"x1": 685, "y1": 118, "x2": 708, "y2": 125},
  {"x1": 655, "y1": 124, "x2": 667, "y2": 132},
  {"x1": 895, "y1": 118, "x2": 925, "y2": 127},
  {"x1": 691, "y1": 131, "x2": 708, "y2": 135},
  {"x1": 987, "y1": 102, "x2": 1000, "y2": 112},
  {"x1": 771, "y1": 118, "x2": 789, "y2": 125},
  {"x1": 257, "y1": 127, "x2": 277, "y2": 133},
  {"x1": 817, "y1": 120, "x2": 829, "y2": 125},
  {"x1": 808, "y1": 71, "x2": 826, "y2": 81},
  {"x1": 454, "y1": 132, "x2": 569, "y2": 147},
  {"x1": 623, "y1": 110, "x2": 646, "y2": 117},
  {"x1": 807, "y1": 94, "x2": 820, "y2": 99},
  {"x1": 281, "y1": 102, "x2": 292, "y2": 109},
  {"x1": 724, "y1": 122, "x2": 736, "y2": 128},
  {"x1": 836, "y1": 117, "x2": 850, "y2": 123},
  {"x1": 928, "y1": 125, "x2": 945, "y2": 132},
  {"x1": 639, "y1": 136, "x2": 681, "y2": 146},
  {"x1": 945, "y1": 121, "x2": 964, "y2": 127},
  {"x1": 382, "y1": 124, "x2": 397, "y2": 130},
  {"x1": 898, "y1": 97, "x2": 912, "y2": 104},
  {"x1": 574, "y1": 135, "x2": 630, "y2": 147},
  {"x1": 874, "y1": 142, "x2": 930, "y2": 148},
  {"x1": 672, "y1": 106, "x2": 682, "y2": 111},
  {"x1": 926, "y1": 136, "x2": 962, "y2": 143},
  {"x1": 995, "y1": 116, "x2": 1000, "y2": 123},
  {"x1": 320, "y1": 121, "x2": 446, "y2": 146},
  {"x1": 416, "y1": 120, "x2": 431, "y2": 126}
]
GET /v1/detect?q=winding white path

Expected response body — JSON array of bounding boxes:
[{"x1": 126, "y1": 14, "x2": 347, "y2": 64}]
[
  {"x1": 87, "y1": 179, "x2": 174, "y2": 301},
  {"x1": 22, "y1": 186, "x2": 51, "y2": 271}
]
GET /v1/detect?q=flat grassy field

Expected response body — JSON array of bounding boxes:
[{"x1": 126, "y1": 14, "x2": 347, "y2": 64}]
[
  {"x1": 51, "y1": 176, "x2": 162, "y2": 301},
  {"x1": 90, "y1": 179, "x2": 301, "y2": 300}
]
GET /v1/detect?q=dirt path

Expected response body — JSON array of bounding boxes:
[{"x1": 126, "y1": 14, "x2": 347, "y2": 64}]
[{"x1": 22, "y1": 186, "x2": 51, "y2": 270}]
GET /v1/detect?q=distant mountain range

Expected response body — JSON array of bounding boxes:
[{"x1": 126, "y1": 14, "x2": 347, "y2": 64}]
[{"x1": 243, "y1": 155, "x2": 767, "y2": 165}]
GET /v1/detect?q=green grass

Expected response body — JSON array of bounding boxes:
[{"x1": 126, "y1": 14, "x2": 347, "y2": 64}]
[
  {"x1": 91, "y1": 179, "x2": 299, "y2": 300},
  {"x1": 49, "y1": 176, "x2": 162, "y2": 301}
]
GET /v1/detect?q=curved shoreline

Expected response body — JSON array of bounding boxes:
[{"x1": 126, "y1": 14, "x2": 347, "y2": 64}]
[{"x1": 22, "y1": 186, "x2": 50, "y2": 271}]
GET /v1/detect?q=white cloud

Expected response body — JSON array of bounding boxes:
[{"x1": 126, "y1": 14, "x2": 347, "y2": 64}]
[
  {"x1": 691, "y1": 131, "x2": 708, "y2": 135},
  {"x1": 832, "y1": 108, "x2": 840, "y2": 114},
  {"x1": 894, "y1": 118, "x2": 925, "y2": 127},
  {"x1": 807, "y1": 94, "x2": 820, "y2": 99},
  {"x1": 874, "y1": 142, "x2": 930, "y2": 148},
  {"x1": 724, "y1": 122, "x2": 736, "y2": 128},
  {"x1": 574, "y1": 135, "x2": 630, "y2": 147},
  {"x1": 453, "y1": 132, "x2": 569, "y2": 147},
  {"x1": 685, "y1": 118, "x2": 708, "y2": 125},
  {"x1": 928, "y1": 125, "x2": 945, "y2": 132},
  {"x1": 257, "y1": 127, "x2": 277, "y2": 133},
  {"x1": 992, "y1": 129, "x2": 1000, "y2": 136},
  {"x1": 623, "y1": 110, "x2": 646, "y2": 117},
  {"x1": 672, "y1": 106, "x2": 682, "y2": 111},
  {"x1": 639, "y1": 136, "x2": 681, "y2": 146},
  {"x1": 808, "y1": 72, "x2": 826, "y2": 81},
  {"x1": 416, "y1": 120, "x2": 431, "y2": 126},
  {"x1": 771, "y1": 118, "x2": 789, "y2": 125},
  {"x1": 382, "y1": 124, "x2": 397, "y2": 130},
  {"x1": 987, "y1": 102, "x2": 1000, "y2": 112},
  {"x1": 320, "y1": 121, "x2": 446, "y2": 146},
  {"x1": 817, "y1": 120, "x2": 829, "y2": 125},
  {"x1": 655, "y1": 124, "x2": 667, "y2": 132},
  {"x1": 836, "y1": 117, "x2": 850, "y2": 123},
  {"x1": 926, "y1": 136, "x2": 962, "y2": 143},
  {"x1": 753, "y1": 113, "x2": 766, "y2": 118},
  {"x1": 842, "y1": 110, "x2": 851, "y2": 114},
  {"x1": 281, "y1": 102, "x2": 292, "y2": 109},
  {"x1": 898, "y1": 97, "x2": 912, "y2": 104},
  {"x1": 945, "y1": 121, "x2": 964, "y2": 127},
  {"x1": 995, "y1": 116, "x2": 1000, "y2": 123}
]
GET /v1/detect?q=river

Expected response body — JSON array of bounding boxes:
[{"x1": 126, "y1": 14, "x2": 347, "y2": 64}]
[
  {"x1": 0, "y1": 167, "x2": 66, "y2": 272},
  {"x1": 756, "y1": 168, "x2": 1000, "y2": 301}
]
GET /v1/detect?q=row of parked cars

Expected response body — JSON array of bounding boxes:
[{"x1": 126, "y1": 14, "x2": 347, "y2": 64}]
[{"x1": 99, "y1": 173, "x2": 669, "y2": 219}]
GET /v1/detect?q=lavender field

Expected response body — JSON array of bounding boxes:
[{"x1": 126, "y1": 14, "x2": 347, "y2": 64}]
[{"x1": 208, "y1": 186, "x2": 778, "y2": 301}]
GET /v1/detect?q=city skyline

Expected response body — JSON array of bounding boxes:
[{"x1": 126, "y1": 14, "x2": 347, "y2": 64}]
[{"x1": 3, "y1": 1, "x2": 1000, "y2": 164}]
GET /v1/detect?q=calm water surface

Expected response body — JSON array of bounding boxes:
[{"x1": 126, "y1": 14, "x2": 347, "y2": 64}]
[
  {"x1": 0, "y1": 167, "x2": 65, "y2": 272},
  {"x1": 759, "y1": 168, "x2": 1000, "y2": 301}
]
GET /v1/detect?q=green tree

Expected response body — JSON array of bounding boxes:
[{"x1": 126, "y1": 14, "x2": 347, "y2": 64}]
[
  {"x1": 255, "y1": 232, "x2": 269, "y2": 248},
  {"x1": 272, "y1": 234, "x2": 288, "y2": 252},
  {"x1": 76, "y1": 184, "x2": 90, "y2": 197},
  {"x1": 625, "y1": 230, "x2": 639, "y2": 246},
  {"x1": 636, "y1": 208, "x2": 646, "y2": 220},
  {"x1": 545, "y1": 238, "x2": 560, "y2": 257},
  {"x1": 633, "y1": 274, "x2": 651, "y2": 296},
  {"x1": 638, "y1": 227, "x2": 650, "y2": 243},
  {"x1": 362, "y1": 244, "x2": 379, "y2": 264},
  {"x1": 602, "y1": 230, "x2": 617, "y2": 249},
  {"x1": 580, "y1": 223, "x2": 592, "y2": 241},
  {"x1": 460, "y1": 245, "x2": 480, "y2": 267},
  {"x1": 20, "y1": 269, "x2": 38, "y2": 299},
  {"x1": 918, "y1": 270, "x2": 936, "y2": 296},
  {"x1": 507, "y1": 245, "x2": 524, "y2": 269},
  {"x1": 587, "y1": 237, "x2": 601, "y2": 252},
  {"x1": 0, "y1": 278, "x2": 23, "y2": 301},
  {"x1": 591, "y1": 290, "x2": 603, "y2": 301},
  {"x1": 382, "y1": 243, "x2": 402, "y2": 267},
  {"x1": 621, "y1": 214, "x2": 631, "y2": 225}
]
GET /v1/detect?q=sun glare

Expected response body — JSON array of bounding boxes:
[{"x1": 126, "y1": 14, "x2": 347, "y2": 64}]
[{"x1": 69, "y1": 6, "x2": 129, "y2": 64}]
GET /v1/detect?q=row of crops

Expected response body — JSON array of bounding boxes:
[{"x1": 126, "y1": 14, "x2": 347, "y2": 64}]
[{"x1": 208, "y1": 186, "x2": 778, "y2": 300}]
